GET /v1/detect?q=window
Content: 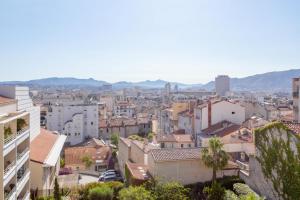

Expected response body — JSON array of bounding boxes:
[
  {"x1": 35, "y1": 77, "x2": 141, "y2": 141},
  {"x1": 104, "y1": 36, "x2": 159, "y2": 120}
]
[
  {"x1": 91, "y1": 122, "x2": 94, "y2": 125},
  {"x1": 181, "y1": 144, "x2": 184, "y2": 148},
  {"x1": 232, "y1": 111, "x2": 235, "y2": 114},
  {"x1": 188, "y1": 144, "x2": 191, "y2": 148},
  {"x1": 161, "y1": 143, "x2": 165, "y2": 148}
]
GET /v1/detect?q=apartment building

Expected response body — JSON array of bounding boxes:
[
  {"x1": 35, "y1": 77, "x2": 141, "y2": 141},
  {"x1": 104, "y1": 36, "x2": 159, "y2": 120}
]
[
  {"x1": 0, "y1": 96, "x2": 31, "y2": 200},
  {"x1": 194, "y1": 100, "x2": 245, "y2": 135},
  {"x1": 113, "y1": 101, "x2": 136, "y2": 117},
  {"x1": 160, "y1": 102, "x2": 189, "y2": 134},
  {"x1": 215, "y1": 75, "x2": 230, "y2": 96},
  {"x1": 46, "y1": 103, "x2": 99, "y2": 146}
]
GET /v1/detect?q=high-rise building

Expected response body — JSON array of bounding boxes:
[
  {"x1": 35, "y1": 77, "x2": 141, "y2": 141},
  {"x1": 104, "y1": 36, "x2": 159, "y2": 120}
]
[
  {"x1": 292, "y1": 78, "x2": 300, "y2": 122},
  {"x1": 215, "y1": 75, "x2": 230, "y2": 96},
  {"x1": 0, "y1": 86, "x2": 66, "y2": 198},
  {"x1": 0, "y1": 87, "x2": 33, "y2": 200}
]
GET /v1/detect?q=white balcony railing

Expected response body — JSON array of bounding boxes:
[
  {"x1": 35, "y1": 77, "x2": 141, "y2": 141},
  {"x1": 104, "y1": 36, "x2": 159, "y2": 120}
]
[
  {"x1": 4, "y1": 160, "x2": 16, "y2": 176},
  {"x1": 17, "y1": 128, "x2": 29, "y2": 137},
  {"x1": 17, "y1": 169, "x2": 30, "y2": 191},
  {"x1": 4, "y1": 134, "x2": 16, "y2": 145},
  {"x1": 236, "y1": 160, "x2": 250, "y2": 171},
  {"x1": 4, "y1": 187, "x2": 15, "y2": 200},
  {"x1": 17, "y1": 147, "x2": 29, "y2": 161}
]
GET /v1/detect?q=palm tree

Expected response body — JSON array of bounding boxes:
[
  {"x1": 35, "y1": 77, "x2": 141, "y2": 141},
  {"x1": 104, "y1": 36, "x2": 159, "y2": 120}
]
[{"x1": 201, "y1": 137, "x2": 229, "y2": 182}]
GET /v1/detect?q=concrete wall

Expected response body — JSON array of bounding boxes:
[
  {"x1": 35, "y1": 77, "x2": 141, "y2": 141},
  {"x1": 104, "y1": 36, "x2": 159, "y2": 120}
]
[
  {"x1": 117, "y1": 139, "x2": 131, "y2": 177},
  {"x1": 148, "y1": 155, "x2": 237, "y2": 185}
]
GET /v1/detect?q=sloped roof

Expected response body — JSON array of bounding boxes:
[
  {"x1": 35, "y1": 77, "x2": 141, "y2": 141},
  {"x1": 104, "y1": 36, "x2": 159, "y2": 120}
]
[{"x1": 30, "y1": 128, "x2": 59, "y2": 164}]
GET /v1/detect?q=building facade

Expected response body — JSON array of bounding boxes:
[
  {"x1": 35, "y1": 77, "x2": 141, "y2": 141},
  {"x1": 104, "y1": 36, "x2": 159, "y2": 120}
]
[
  {"x1": 215, "y1": 75, "x2": 230, "y2": 96},
  {"x1": 46, "y1": 104, "x2": 99, "y2": 145}
]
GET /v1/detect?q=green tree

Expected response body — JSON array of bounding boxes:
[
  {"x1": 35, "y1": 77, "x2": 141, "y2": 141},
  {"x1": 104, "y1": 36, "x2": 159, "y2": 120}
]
[
  {"x1": 154, "y1": 181, "x2": 190, "y2": 200},
  {"x1": 81, "y1": 155, "x2": 93, "y2": 169},
  {"x1": 88, "y1": 185, "x2": 114, "y2": 200},
  {"x1": 203, "y1": 182, "x2": 225, "y2": 200},
  {"x1": 60, "y1": 158, "x2": 65, "y2": 168},
  {"x1": 54, "y1": 177, "x2": 61, "y2": 200},
  {"x1": 111, "y1": 133, "x2": 119, "y2": 147},
  {"x1": 201, "y1": 137, "x2": 229, "y2": 182},
  {"x1": 119, "y1": 186, "x2": 153, "y2": 200}
]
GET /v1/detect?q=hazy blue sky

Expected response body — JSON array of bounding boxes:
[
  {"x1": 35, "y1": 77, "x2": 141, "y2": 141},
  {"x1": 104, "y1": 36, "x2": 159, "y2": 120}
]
[{"x1": 1, "y1": 0, "x2": 299, "y2": 83}]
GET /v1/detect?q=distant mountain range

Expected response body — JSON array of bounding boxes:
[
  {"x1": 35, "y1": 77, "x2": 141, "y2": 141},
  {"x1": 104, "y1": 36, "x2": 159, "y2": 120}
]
[{"x1": 1, "y1": 69, "x2": 300, "y2": 92}]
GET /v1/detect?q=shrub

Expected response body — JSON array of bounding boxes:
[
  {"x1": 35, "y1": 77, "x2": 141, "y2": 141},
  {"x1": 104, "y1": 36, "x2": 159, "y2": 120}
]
[
  {"x1": 78, "y1": 181, "x2": 124, "y2": 200},
  {"x1": 154, "y1": 181, "x2": 190, "y2": 200},
  {"x1": 224, "y1": 190, "x2": 239, "y2": 200},
  {"x1": 233, "y1": 183, "x2": 256, "y2": 196},
  {"x1": 203, "y1": 182, "x2": 225, "y2": 200},
  {"x1": 88, "y1": 185, "x2": 113, "y2": 200},
  {"x1": 119, "y1": 186, "x2": 153, "y2": 200}
]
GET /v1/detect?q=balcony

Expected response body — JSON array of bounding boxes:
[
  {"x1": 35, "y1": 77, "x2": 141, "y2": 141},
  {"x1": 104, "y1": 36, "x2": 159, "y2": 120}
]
[
  {"x1": 293, "y1": 92, "x2": 299, "y2": 98},
  {"x1": 236, "y1": 160, "x2": 249, "y2": 176},
  {"x1": 17, "y1": 191, "x2": 30, "y2": 200},
  {"x1": 17, "y1": 147, "x2": 30, "y2": 169},
  {"x1": 3, "y1": 160, "x2": 16, "y2": 184},
  {"x1": 17, "y1": 169, "x2": 30, "y2": 193},
  {"x1": 4, "y1": 186, "x2": 16, "y2": 200}
]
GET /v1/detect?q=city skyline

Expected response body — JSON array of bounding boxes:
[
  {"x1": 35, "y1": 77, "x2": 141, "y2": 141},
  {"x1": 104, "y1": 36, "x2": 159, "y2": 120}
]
[{"x1": 1, "y1": 0, "x2": 300, "y2": 83}]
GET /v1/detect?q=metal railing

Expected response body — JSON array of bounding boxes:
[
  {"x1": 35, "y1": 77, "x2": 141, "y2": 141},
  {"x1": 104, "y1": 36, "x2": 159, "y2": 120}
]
[
  {"x1": 236, "y1": 160, "x2": 249, "y2": 171},
  {"x1": 17, "y1": 147, "x2": 29, "y2": 161},
  {"x1": 4, "y1": 134, "x2": 16, "y2": 145},
  {"x1": 4, "y1": 186, "x2": 15, "y2": 200},
  {"x1": 17, "y1": 128, "x2": 29, "y2": 137},
  {"x1": 4, "y1": 160, "x2": 16, "y2": 176},
  {"x1": 17, "y1": 169, "x2": 29, "y2": 185}
]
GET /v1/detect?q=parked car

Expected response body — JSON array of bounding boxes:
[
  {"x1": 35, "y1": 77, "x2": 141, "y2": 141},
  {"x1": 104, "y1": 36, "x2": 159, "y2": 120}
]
[
  {"x1": 99, "y1": 174, "x2": 117, "y2": 182},
  {"x1": 99, "y1": 171, "x2": 116, "y2": 179}
]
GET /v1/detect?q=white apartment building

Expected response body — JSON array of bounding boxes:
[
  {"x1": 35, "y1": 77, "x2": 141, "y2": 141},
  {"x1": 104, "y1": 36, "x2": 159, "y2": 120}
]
[
  {"x1": 194, "y1": 100, "x2": 245, "y2": 135},
  {"x1": 113, "y1": 101, "x2": 136, "y2": 117},
  {"x1": 0, "y1": 92, "x2": 31, "y2": 200},
  {"x1": 46, "y1": 103, "x2": 99, "y2": 145},
  {"x1": 215, "y1": 75, "x2": 230, "y2": 96}
]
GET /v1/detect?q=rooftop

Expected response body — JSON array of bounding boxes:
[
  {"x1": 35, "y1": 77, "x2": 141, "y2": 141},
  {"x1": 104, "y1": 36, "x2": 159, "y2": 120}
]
[
  {"x1": 126, "y1": 162, "x2": 150, "y2": 181},
  {"x1": 150, "y1": 148, "x2": 201, "y2": 162},
  {"x1": 0, "y1": 96, "x2": 16, "y2": 106},
  {"x1": 30, "y1": 128, "x2": 59, "y2": 164}
]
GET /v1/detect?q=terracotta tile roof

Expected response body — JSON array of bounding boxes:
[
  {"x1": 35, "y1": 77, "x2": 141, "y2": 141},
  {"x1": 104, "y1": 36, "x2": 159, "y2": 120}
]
[
  {"x1": 64, "y1": 145, "x2": 110, "y2": 166},
  {"x1": 131, "y1": 140, "x2": 159, "y2": 153},
  {"x1": 0, "y1": 96, "x2": 15, "y2": 105},
  {"x1": 126, "y1": 162, "x2": 150, "y2": 180},
  {"x1": 137, "y1": 117, "x2": 150, "y2": 124},
  {"x1": 30, "y1": 128, "x2": 59, "y2": 164},
  {"x1": 157, "y1": 133, "x2": 193, "y2": 143},
  {"x1": 202, "y1": 121, "x2": 241, "y2": 137},
  {"x1": 150, "y1": 148, "x2": 201, "y2": 162}
]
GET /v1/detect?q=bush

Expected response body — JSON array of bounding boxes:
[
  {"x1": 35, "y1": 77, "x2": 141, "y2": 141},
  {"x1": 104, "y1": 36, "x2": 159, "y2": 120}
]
[
  {"x1": 154, "y1": 181, "x2": 190, "y2": 200},
  {"x1": 88, "y1": 185, "x2": 113, "y2": 200},
  {"x1": 224, "y1": 190, "x2": 239, "y2": 200},
  {"x1": 119, "y1": 186, "x2": 153, "y2": 200},
  {"x1": 78, "y1": 181, "x2": 124, "y2": 200},
  {"x1": 233, "y1": 183, "x2": 256, "y2": 196},
  {"x1": 203, "y1": 182, "x2": 225, "y2": 200}
]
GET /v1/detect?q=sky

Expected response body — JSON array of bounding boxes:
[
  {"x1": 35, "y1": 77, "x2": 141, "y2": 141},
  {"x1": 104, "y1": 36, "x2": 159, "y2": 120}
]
[{"x1": 1, "y1": 0, "x2": 300, "y2": 84}]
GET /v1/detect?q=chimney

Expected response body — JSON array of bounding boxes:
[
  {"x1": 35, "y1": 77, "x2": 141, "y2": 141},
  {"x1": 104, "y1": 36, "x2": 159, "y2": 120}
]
[{"x1": 208, "y1": 101, "x2": 212, "y2": 127}]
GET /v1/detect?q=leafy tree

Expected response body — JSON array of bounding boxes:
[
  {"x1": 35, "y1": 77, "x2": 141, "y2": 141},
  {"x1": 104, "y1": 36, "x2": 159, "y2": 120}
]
[
  {"x1": 154, "y1": 181, "x2": 190, "y2": 200},
  {"x1": 60, "y1": 158, "x2": 65, "y2": 168},
  {"x1": 203, "y1": 182, "x2": 225, "y2": 200},
  {"x1": 111, "y1": 133, "x2": 119, "y2": 147},
  {"x1": 201, "y1": 137, "x2": 229, "y2": 182},
  {"x1": 119, "y1": 186, "x2": 153, "y2": 200},
  {"x1": 81, "y1": 155, "x2": 93, "y2": 169},
  {"x1": 88, "y1": 185, "x2": 114, "y2": 200},
  {"x1": 54, "y1": 177, "x2": 61, "y2": 200}
]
